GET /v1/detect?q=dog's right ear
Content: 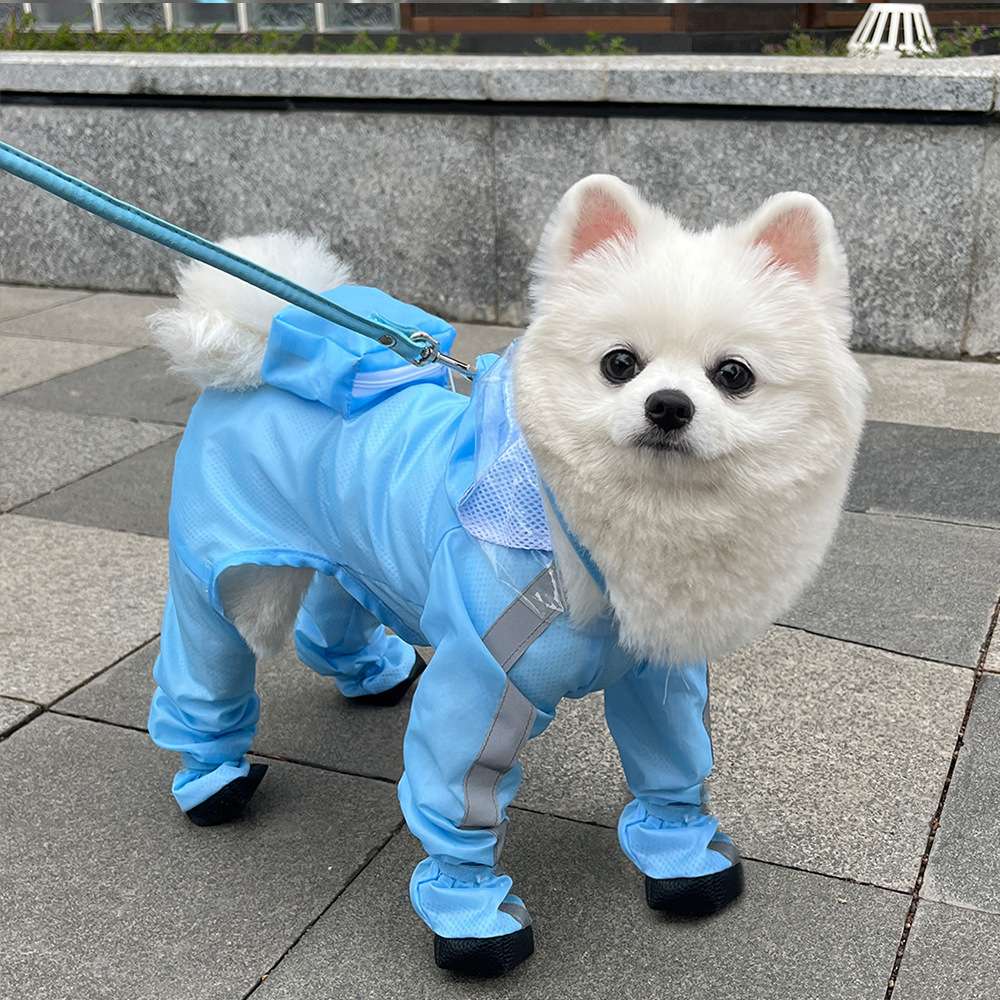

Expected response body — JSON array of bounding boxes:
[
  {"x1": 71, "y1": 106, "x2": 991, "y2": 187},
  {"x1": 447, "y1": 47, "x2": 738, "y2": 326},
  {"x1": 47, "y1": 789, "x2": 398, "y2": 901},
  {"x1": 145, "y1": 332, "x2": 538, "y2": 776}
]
[{"x1": 531, "y1": 174, "x2": 645, "y2": 298}]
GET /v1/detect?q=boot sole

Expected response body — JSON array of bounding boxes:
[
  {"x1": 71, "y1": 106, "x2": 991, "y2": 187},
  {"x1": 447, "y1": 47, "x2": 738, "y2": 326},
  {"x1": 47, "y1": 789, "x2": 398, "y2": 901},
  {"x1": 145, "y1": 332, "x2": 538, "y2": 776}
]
[
  {"x1": 434, "y1": 925, "x2": 534, "y2": 977},
  {"x1": 645, "y1": 862, "x2": 744, "y2": 918}
]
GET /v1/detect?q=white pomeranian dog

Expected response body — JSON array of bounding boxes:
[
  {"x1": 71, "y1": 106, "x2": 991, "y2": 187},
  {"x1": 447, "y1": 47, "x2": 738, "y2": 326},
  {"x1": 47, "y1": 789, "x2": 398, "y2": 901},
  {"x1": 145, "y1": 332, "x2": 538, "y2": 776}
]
[{"x1": 149, "y1": 174, "x2": 867, "y2": 977}]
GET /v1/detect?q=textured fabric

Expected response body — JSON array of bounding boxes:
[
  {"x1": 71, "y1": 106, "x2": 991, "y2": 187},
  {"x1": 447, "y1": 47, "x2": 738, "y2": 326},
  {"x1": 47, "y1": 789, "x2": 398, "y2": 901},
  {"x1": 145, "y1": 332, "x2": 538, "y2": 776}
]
[
  {"x1": 150, "y1": 284, "x2": 734, "y2": 942},
  {"x1": 411, "y1": 859, "x2": 527, "y2": 939},
  {"x1": 456, "y1": 346, "x2": 552, "y2": 552},
  {"x1": 294, "y1": 571, "x2": 416, "y2": 698}
]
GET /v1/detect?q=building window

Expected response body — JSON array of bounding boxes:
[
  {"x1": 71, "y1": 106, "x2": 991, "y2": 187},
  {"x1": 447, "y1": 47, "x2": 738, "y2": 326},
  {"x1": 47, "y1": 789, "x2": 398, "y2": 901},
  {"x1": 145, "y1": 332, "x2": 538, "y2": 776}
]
[
  {"x1": 97, "y1": 3, "x2": 168, "y2": 31},
  {"x1": 21, "y1": 2, "x2": 94, "y2": 29},
  {"x1": 246, "y1": 2, "x2": 317, "y2": 31},
  {"x1": 173, "y1": 1, "x2": 242, "y2": 31},
  {"x1": 319, "y1": 2, "x2": 399, "y2": 33}
]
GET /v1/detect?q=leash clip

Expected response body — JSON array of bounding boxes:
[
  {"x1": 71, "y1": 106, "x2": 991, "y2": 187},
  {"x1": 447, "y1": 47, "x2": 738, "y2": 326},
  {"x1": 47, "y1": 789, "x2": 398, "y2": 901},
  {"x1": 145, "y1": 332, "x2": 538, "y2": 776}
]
[{"x1": 410, "y1": 331, "x2": 477, "y2": 381}]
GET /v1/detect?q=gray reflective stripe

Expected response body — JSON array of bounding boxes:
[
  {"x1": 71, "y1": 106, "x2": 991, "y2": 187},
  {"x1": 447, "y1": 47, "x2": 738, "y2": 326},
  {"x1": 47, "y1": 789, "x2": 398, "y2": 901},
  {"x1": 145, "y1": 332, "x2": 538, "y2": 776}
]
[
  {"x1": 700, "y1": 665, "x2": 714, "y2": 813},
  {"x1": 703, "y1": 663, "x2": 713, "y2": 742},
  {"x1": 482, "y1": 564, "x2": 562, "y2": 672},
  {"x1": 498, "y1": 900, "x2": 532, "y2": 928},
  {"x1": 460, "y1": 680, "x2": 536, "y2": 831},
  {"x1": 708, "y1": 837, "x2": 740, "y2": 866}
]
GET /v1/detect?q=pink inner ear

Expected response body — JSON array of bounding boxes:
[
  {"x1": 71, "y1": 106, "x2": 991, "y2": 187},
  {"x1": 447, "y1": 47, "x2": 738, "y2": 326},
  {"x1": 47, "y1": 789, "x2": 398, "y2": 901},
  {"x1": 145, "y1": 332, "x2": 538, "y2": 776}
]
[
  {"x1": 753, "y1": 207, "x2": 819, "y2": 282},
  {"x1": 571, "y1": 189, "x2": 637, "y2": 261}
]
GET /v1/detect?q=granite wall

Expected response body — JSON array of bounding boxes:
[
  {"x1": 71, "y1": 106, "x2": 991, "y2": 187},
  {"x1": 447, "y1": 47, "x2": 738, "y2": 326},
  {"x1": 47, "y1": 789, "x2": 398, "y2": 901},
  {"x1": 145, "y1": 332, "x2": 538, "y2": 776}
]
[{"x1": 1, "y1": 52, "x2": 998, "y2": 357}]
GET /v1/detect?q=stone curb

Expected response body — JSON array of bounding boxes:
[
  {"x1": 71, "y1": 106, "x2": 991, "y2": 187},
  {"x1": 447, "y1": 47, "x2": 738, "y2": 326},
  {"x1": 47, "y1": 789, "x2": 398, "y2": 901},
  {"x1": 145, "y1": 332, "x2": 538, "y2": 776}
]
[{"x1": 0, "y1": 51, "x2": 998, "y2": 113}]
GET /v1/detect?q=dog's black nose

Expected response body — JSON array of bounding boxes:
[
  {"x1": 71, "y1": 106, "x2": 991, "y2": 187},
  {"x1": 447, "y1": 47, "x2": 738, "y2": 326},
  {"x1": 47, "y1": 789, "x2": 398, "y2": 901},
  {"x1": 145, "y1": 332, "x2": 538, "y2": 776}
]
[{"x1": 645, "y1": 390, "x2": 695, "y2": 432}]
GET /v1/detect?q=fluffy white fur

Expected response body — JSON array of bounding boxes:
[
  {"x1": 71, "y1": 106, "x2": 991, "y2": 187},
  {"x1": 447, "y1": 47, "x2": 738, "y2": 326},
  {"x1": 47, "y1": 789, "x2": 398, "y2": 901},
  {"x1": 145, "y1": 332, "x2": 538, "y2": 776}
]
[
  {"x1": 516, "y1": 174, "x2": 868, "y2": 665},
  {"x1": 218, "y1": 563, "x2": 315, "y2": 659},
  {"x1": 157, "y1": 181, "x2": 866, "y2": 667},
  {"x1": 150, "y1": 231, "x2": 350, "y2": 390}
]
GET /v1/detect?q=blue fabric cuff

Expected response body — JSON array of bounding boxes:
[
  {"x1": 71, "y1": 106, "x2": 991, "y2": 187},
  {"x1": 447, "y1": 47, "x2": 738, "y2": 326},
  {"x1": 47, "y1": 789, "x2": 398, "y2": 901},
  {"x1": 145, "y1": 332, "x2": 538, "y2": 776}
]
[
  {"x1": 618, "y1": 799, "x2": 735, "y2": 880},
  {"x1": 172, "y1": 757, "x2": 250, "y2": 812},
  {"x1": 409, "y1": 857, "x2": 528, "y2": 939}
]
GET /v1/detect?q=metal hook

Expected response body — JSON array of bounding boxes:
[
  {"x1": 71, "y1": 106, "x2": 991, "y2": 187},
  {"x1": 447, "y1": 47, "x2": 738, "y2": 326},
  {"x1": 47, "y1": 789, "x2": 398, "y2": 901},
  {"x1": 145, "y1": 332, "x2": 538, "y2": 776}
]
[{"x1": 410, "y1": 332, "x2": 477, "y2": 381}]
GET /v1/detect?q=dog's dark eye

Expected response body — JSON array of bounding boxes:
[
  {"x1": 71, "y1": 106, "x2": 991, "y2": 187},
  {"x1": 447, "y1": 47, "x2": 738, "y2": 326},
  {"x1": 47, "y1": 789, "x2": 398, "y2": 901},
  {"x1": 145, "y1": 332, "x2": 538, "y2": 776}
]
[
  {"x1": 600, "y1": 349, "x2": 640, "y2": 385},
  {"x1": 711, "y1": 359, "x2": 755, "y2": 395}
]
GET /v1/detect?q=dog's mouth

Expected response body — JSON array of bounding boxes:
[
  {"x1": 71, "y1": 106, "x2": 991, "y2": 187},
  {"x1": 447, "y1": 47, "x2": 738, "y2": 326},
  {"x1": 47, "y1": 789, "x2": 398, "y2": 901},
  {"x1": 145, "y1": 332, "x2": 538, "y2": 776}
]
[{"x1": 631, "y1": 429, "x2": 693, "y2": 455}]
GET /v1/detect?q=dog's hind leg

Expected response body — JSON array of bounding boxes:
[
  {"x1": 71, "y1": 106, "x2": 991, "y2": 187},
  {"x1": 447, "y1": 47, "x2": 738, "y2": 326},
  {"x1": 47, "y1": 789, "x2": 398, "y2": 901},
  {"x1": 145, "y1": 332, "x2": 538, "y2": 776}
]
[
  {"x1": 148, "y1": 548, "x2": 268, "y2": 826},
  {"x1": 605, "y1": 661, "x2": 744, "y2": 917},
  {"x1": 294, "y1": 572, "x2": 424, "y2": 706}
]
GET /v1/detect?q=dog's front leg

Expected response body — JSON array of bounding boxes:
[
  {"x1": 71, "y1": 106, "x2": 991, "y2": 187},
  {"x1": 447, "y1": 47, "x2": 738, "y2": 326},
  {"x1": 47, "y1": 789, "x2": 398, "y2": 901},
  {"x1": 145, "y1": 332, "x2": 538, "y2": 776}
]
[
  {"x1": 397, "y1": 634, "x2": 543, "y2": 978},
  {"x1": 604, "y1": 660, "x2": 744, "y2": 917}
]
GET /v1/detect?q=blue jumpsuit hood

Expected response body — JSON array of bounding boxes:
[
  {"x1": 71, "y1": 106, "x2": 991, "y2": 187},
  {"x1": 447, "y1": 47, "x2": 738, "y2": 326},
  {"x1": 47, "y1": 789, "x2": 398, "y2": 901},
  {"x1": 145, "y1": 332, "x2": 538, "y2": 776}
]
[{"x1": 149, "y1": 283, "x2": 738, "y2": 945}]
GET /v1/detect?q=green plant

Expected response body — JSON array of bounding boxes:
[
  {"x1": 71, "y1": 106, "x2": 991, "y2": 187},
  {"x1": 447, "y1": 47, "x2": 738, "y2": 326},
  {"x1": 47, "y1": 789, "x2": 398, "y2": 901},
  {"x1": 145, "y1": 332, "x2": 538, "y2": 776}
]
[
  {"x1": 762, "y1": 24, "x2": 847, "y2": 56},
  {"x1": 0, "y1": 12, "x2": 460, "y2": 56},
  {"x1": 531, "y1": 31, "x2": 637, "y2": 56},
  {"x1": 907, "y1": 23, "x2": 998, "y2": 58}
]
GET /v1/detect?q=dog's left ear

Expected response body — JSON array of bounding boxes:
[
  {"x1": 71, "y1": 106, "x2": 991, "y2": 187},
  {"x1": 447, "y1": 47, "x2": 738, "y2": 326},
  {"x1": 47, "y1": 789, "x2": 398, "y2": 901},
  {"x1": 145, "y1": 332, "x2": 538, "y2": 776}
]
[
  {"x1": 531, "y1": 174, "x2": 646, "y2": 300},
  {"x1": 741, "y1": 192, "x2": 848, "y2": 295}
]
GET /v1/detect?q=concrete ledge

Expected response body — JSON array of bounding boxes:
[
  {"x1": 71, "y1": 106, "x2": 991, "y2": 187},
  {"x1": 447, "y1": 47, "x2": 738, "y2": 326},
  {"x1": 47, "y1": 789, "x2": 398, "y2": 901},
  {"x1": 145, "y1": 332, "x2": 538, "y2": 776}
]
[
  {"x1": 1, "y1": 51, "x2": 999, "y2": 112},
  {"x1": 1, "y1": 52, "x2": 998, "y2": 358}
]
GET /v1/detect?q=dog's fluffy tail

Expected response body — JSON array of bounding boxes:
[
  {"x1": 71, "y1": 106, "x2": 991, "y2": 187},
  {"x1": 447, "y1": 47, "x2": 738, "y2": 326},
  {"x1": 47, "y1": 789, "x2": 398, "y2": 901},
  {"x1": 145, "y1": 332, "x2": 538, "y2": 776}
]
[{"x1": 149, "y1": 232, "x2": 351, "y2": 390}]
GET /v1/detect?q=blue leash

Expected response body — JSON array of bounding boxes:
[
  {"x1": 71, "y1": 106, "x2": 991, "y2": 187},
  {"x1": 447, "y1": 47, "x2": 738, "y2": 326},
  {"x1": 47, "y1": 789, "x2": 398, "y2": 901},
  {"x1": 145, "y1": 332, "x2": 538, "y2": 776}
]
[{"x1": 0, "y1": 139, "x2": 474, "y2": 377}]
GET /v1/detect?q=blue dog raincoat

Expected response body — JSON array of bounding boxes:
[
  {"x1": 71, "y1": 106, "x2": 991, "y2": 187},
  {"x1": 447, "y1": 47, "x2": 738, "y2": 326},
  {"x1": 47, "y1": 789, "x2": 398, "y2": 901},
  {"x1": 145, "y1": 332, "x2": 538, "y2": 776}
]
[{"x1": 149, "y1": 284, "x2": 739, "y2": 943}]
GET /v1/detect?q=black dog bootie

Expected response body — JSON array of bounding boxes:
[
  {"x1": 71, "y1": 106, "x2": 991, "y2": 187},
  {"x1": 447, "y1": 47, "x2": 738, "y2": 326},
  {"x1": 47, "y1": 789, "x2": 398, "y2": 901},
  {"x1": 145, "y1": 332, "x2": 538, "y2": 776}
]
[
  {"x1": 185, "y1": 762, "x2": 269, "y2": 827},
  {"x1": 434, "y1": 925, "x2": 534, "y2": 977},
  {"x1": 645, "y1": 863, "x2": 744, "y2": 918}
]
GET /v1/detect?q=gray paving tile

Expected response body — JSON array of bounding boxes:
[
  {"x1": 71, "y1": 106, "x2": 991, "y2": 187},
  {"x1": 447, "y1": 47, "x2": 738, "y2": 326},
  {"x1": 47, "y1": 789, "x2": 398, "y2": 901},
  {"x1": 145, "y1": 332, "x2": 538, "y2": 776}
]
[
  {"x1": 847, "y1": 421, "x2": 1000, "y2": 528},
  {"x1": 66, "y1": 625, "x2": 967, "y2": 893},
  {"x1": 3, "y1": 346, "x2": 197, "y2": 424},
  {"x1": 19, "y1": 435, "x2": 180, "y2": 538},
  {"x1": 0, "y1": 291, "x2": 169, "y2": 347},
  {"x1": 0, "y1": 334, "x2": 125, "y2": 395},
  {"x1": 520, "y1": 627, "x2": 969, "y2": 891},
  {"x1": 0, "y1": 712, "x2": 400, "y2": 1000},
  {"x1": 892, "y1": 900, "x2": 1000, "y2": 1000},
  {"x1": 986, "y1": 631, "x2": 1000, "y2": 674},
  {"x1": 0, "y1": 697, "x2": 38, "y2": 738},
  {"x1": 58, "y1": 637, "x2": 428, "y2": 783},
  {"x1": 452, "y1": 322, "x2": 520, "y2": 359},
  {"x1": 0, "y1": 516, "x2": 167, "y2": 703},
  {"x1": 857, "y1": 354, "x2": 1000, "y2": 434},
  {"x1": 924, "y1": 674, "x2": 1000, "y2": 914},
  {"x1": 0, "y1": 403, "x2": 175, "y2": 511},
  {"x1": 254, "y1": 809, "x2": 908, "y2": 1000},
  {"x1": 0, "y1": 283, "x2": 92, "y2": 323},
  {"x1": 779, "y1": 511, "x2": 1000, "y2": 667}
]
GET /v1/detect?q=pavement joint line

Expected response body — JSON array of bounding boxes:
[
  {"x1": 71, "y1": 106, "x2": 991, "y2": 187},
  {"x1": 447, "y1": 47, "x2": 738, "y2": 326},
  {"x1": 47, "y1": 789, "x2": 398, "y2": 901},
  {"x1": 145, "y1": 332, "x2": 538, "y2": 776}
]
[
  {"x1": 0, "y1": 693, "x2": 43, "y2": 707},
  {"x1": 773, "y1": 622, "x2": 974, "y2": 672},
  {"x1": 510, "y1": 802, "x2": 913, "y2": 897},
  {"x1": 46, "y1": 700, "x2": 924, "y2": 897},
  {"x1": 47, "y1": 633, "x2": 160, "y2": 710},
  {"x1": 882, "y1": 589, "x2": 1000, "y2": 999},
  {"x1": 5, "y1": 431, "x2": 182, "y2": 516},
  {"x1": 0, "y1": 289, "x2": 96, "y2": 326},
  {"x1": 239, "y1": 818, "x2": 407, "y2": 1000},
  {"x1": 0, "y1": 340, "x2": 191, "y2": 424},
  {"x1": 0, "y1": 337, "x2": 132, "y2": 400},
  {"x1": 842, "y1": 506, "x2": 1000, "y2": 534},
  {"x1": 46, "y1": 704, "x2": 404, "y2": 785},
  {"x1": 0, "y1": 703, "x2": 43, "y2": 743}
]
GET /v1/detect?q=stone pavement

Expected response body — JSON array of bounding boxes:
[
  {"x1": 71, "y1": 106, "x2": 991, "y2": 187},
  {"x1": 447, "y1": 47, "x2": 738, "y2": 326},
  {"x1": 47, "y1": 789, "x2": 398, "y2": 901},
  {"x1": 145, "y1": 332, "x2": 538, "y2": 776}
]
[{"x1": 1, "y1": 284, "x2": 998, "y2": 1000}]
